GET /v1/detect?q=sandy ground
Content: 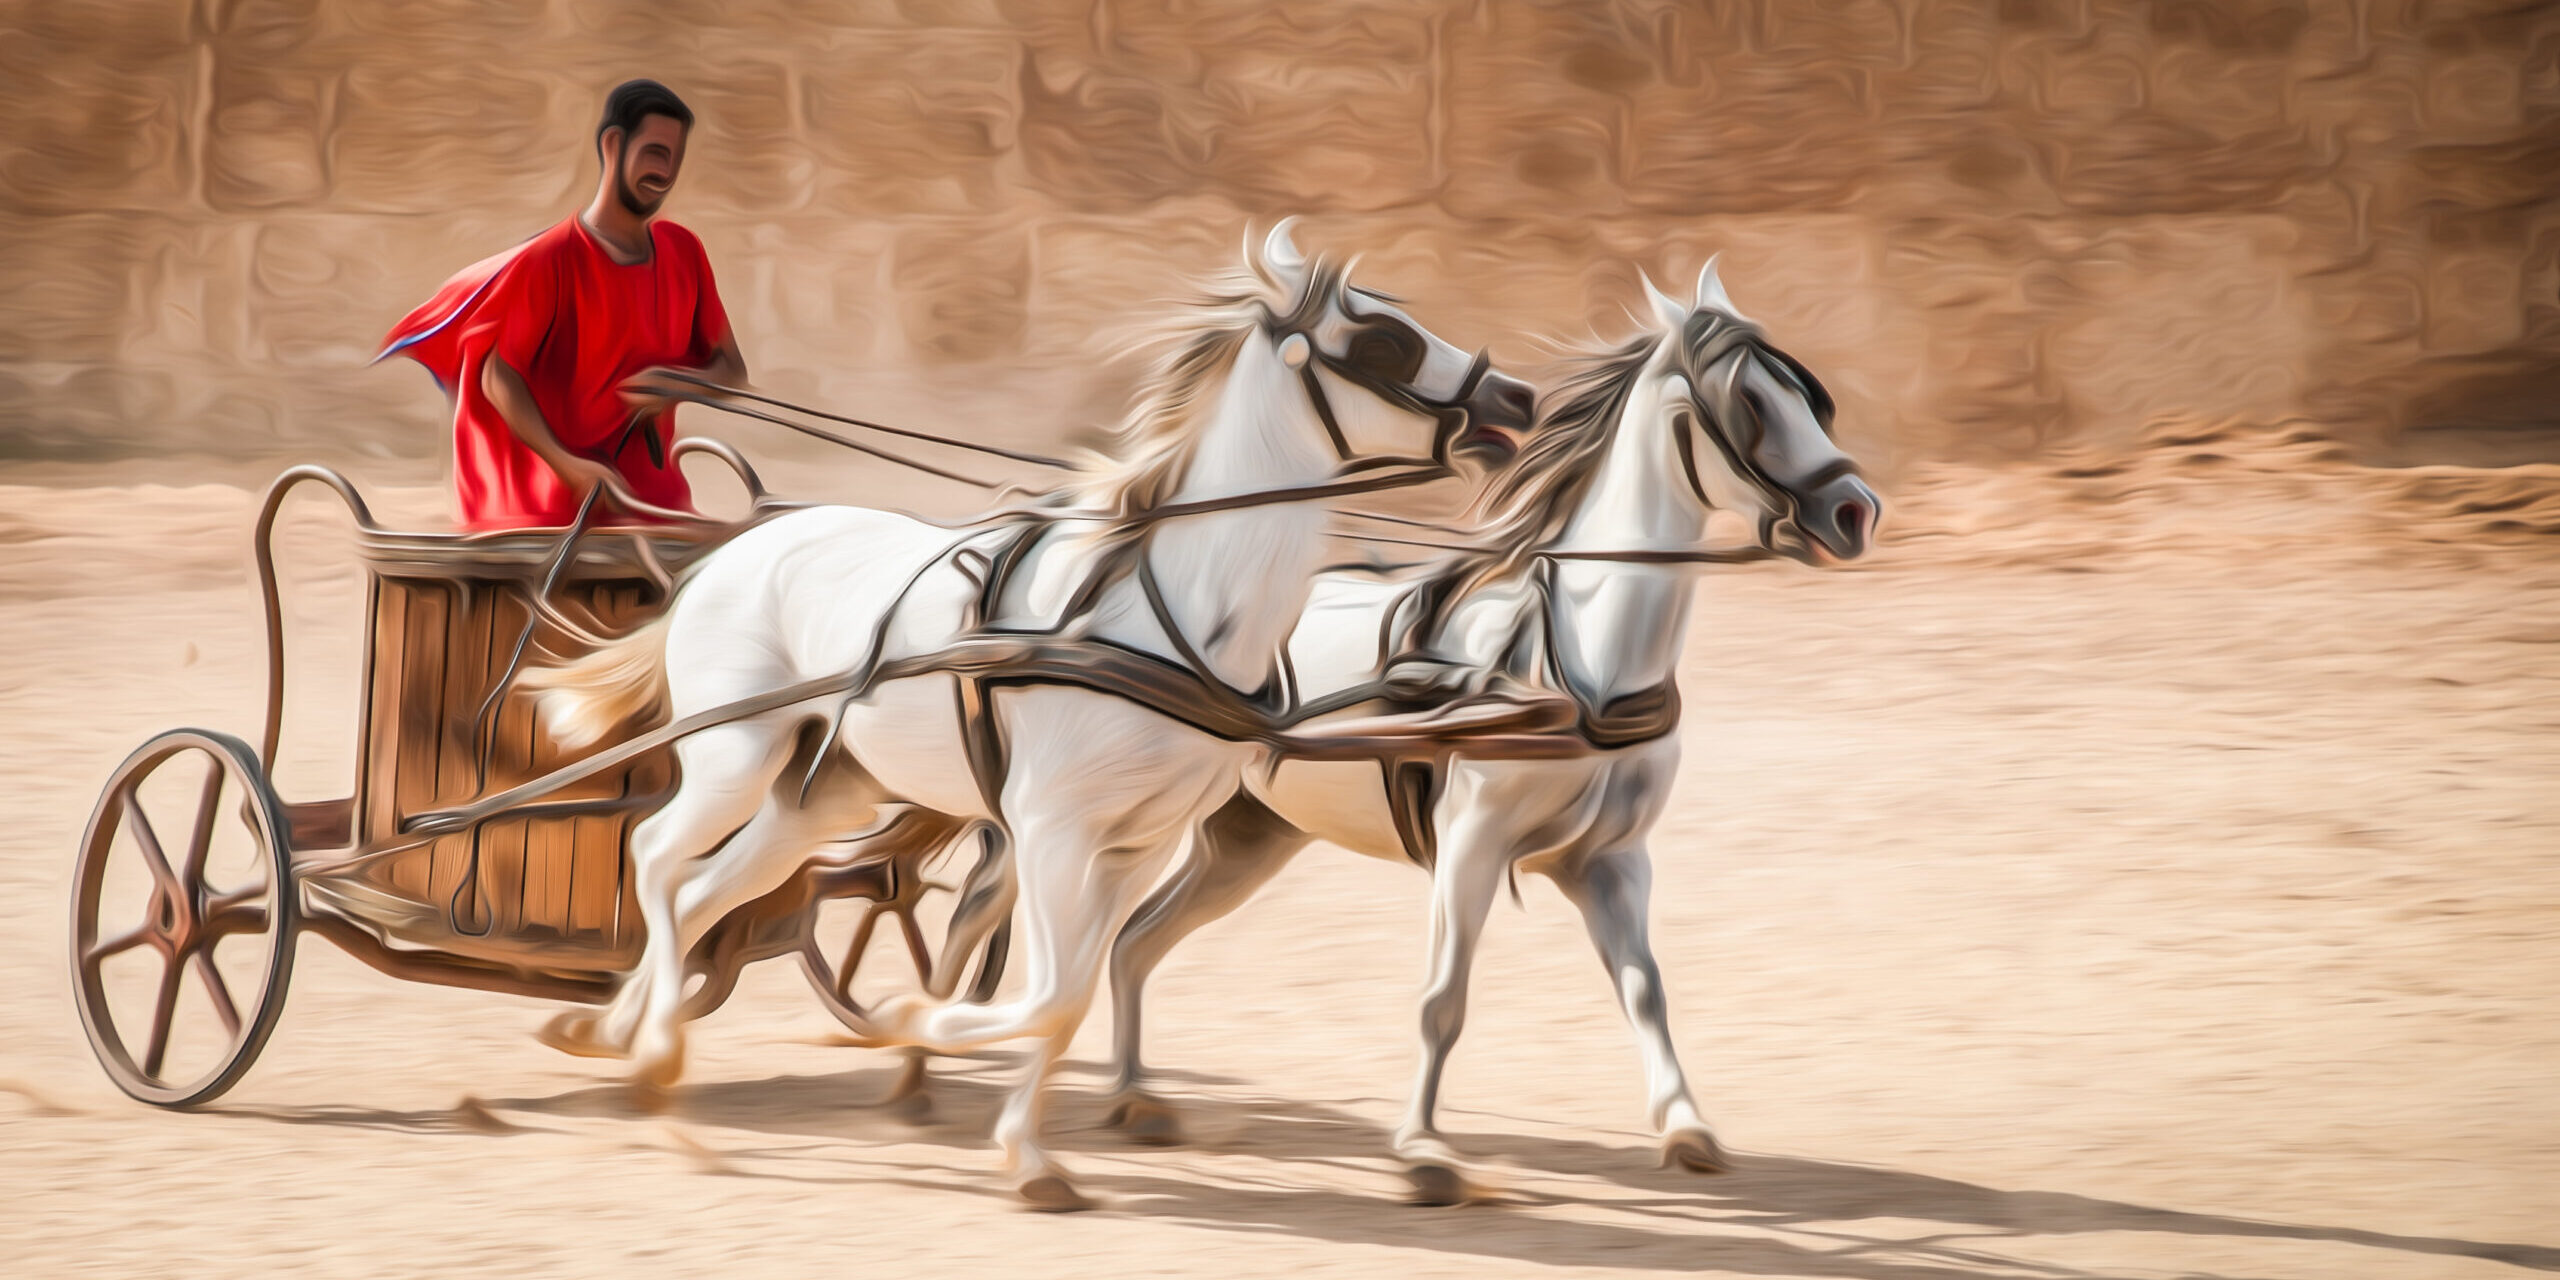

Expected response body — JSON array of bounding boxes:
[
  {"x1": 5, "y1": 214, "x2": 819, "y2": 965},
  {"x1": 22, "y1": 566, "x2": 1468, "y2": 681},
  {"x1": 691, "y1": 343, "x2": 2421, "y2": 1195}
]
[{"x1": 2, "y1": 428, "x2": 2556, "y2": 1278}]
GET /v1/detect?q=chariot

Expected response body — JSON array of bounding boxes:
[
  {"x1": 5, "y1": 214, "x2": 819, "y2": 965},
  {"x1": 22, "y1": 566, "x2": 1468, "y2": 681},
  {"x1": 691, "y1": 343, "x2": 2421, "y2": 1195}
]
[{"x1": 69, "y1": 454, "x2": 999, "y2": 1106}]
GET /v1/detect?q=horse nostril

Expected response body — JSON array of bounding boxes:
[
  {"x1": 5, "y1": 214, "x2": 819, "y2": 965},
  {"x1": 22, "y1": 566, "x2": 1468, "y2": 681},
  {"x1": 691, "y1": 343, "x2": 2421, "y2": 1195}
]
[{"x1": 1836, "y1": 501, "x2": 1867, "y2": 546}]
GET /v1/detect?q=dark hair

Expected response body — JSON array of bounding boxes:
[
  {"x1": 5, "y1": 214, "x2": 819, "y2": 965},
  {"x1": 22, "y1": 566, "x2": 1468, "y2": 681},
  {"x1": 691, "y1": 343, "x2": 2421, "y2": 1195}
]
[{"x1": 595, "y1": 79, "x2": 693, "y2": 157}]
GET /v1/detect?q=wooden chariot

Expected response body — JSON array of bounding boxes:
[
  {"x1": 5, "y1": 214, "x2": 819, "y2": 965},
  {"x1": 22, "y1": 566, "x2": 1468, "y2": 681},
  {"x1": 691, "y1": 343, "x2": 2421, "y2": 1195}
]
[{"x1": 70, "y1": 459, "x2": 1001, "y2": 1107}]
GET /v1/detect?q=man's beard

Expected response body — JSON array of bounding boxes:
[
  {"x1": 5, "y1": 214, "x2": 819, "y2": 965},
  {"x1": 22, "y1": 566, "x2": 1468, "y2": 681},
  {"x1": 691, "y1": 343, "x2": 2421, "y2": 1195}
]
[{"x1": 615, "y1": 169, "x2": 666, "y2": 218}]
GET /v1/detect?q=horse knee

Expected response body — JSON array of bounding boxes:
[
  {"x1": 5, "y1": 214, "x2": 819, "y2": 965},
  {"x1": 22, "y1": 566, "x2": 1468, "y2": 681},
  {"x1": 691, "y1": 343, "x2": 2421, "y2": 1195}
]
[{"x1": 1418, "y1": 989, "x2": 1467, "y2": 1044}]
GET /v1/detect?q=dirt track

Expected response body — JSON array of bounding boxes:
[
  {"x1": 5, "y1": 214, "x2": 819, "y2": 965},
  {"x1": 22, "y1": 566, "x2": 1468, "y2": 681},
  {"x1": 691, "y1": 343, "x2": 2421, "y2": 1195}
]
[{"x1": 2, "y1": 437, "x2": 2555, "y2": 1278}]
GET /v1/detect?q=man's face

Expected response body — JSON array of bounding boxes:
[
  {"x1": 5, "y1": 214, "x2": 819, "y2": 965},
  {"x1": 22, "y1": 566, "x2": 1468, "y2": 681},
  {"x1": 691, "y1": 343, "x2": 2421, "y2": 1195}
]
[{"x1": 608, "y1": 114, "x2": 688, "y2": 218}]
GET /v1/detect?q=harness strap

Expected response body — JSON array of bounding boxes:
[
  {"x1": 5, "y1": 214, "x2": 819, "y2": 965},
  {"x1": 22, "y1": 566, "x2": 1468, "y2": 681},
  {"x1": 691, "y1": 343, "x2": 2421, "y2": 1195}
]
[
  {"x1": 1385, "y1": 760, "x2": 1439, "y2": 870},
  {"x1": 1584, "y1": 681, "x2": 1682, "y2": 749}
]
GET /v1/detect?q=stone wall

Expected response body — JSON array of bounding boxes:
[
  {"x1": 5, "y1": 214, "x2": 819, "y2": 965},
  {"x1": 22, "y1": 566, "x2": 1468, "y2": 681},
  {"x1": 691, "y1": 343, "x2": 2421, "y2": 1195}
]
[{"x1": 3, "y1": 0, "x2": 2552, "y2": 470}]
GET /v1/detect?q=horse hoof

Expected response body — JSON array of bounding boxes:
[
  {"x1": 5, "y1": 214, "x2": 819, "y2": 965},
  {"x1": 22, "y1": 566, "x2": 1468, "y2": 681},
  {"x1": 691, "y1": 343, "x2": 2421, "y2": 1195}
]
[
  {"x1": 881, "y1": 1056, "x2": 934, "y2": 1122},
  {"x1": 888, "y1": 1088, "x2": 935, "y2": 1124},
  {"x1": 1017, "y1": 1173, "x2": 1096, "y2": 1213},
  {"x1": 1106, "y1": 1093, "x2": 1185, "y2": 1147},
  {"x1": 629, "y1": 1042, "x2": 685, "y2": 1102},
  {"x1": 537, "y1": 1011, "x2": 624, "y2": 1060},
  {"x1": 1403, "y1": 1159, "x2": 1472, "y2": 1207},
  {"x1": 1660, "y1": 1127, "x2": 1731, "y2": 1175},
  {"x1": 627, "y1": 1077, "x2": 676, "y2": 1116}
]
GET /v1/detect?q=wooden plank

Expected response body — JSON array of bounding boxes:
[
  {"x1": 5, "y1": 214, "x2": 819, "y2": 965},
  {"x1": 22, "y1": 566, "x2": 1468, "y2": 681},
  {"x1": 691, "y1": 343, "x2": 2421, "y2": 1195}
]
[
  {"x1": 569, "y1": 812, "x2": 624, "y2": 941},
  {"x1": 463, "y1": 588, "x2": 526, "y2": 938},
  {"x1": 392, "y1": 581, "x2": 448, "y2": 902},
  {"x1": 503, "y1": 673, "x2": 559, "y2": 938},
  {"x1": 427, "y1": 582, "x2": 481, "y2": 920},
  {"x1": 359, "y1": 579, "x2": 408, "y2": 846},
  {"x1": 476, "y1": 589, "x2": 534, "y2": 936},
  {"x1": 542, "y1": 815, "x2": 580, "y2": 941},
  {"x1": 487, "y1": 590, "x2": 539, "y2": 784}
]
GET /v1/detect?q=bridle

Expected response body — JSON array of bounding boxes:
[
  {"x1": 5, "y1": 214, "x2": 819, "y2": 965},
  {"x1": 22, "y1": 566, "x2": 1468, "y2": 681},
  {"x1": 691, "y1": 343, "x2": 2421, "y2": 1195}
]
[
  {"x1": 1542, "y1": 313, "x2": 1850, "y2": 567},
  {"x1": 1293, "y1": 333, "x2": 1497, "y2": 471}
]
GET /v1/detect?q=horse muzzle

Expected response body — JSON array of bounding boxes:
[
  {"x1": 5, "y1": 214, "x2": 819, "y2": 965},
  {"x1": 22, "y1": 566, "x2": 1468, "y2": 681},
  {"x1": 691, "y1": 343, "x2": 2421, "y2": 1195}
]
[
  {"x1": 1793, "y1": 473, "x2": 1879, "y2": 563},
  {"x1": 1448, "y1": 368, "x2": 1536, "y2": 465}
]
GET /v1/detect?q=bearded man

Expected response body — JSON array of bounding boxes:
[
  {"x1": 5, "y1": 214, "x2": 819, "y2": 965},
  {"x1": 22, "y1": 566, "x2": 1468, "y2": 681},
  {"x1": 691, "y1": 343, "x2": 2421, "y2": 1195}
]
[{"x1": 381, "y1": 79, "x2": 747, "y2": 530}]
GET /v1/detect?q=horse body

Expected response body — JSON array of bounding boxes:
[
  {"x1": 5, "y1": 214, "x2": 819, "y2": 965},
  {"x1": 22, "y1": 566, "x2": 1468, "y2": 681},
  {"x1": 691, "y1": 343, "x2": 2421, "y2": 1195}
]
[
  {"x1": 526, "y1": 224, "x2": 1532, "y2": 1207},
  {"x1": 1104, "y1": 265, "x2": 1879, "y2": 1197}
]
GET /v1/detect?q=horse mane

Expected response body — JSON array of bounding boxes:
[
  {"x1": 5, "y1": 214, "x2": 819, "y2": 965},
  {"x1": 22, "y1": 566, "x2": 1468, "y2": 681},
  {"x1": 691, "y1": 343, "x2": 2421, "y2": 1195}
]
[
  {"x1": 1054, "y1": 255, "x2": 1348, "y2": 521},
  {"x1": 1436, "y1": 328, "x2": 1660, "y2": 596}
]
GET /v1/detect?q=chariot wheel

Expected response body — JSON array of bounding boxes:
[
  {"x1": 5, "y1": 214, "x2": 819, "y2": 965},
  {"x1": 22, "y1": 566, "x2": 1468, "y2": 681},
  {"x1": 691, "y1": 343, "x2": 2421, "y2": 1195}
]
[
  {"x1": 800, "y1": 830, "x2": 1011, "y2": 1033},
  {"x1": 71, "y1": 729, "x2": 296, "y2": 1107}
]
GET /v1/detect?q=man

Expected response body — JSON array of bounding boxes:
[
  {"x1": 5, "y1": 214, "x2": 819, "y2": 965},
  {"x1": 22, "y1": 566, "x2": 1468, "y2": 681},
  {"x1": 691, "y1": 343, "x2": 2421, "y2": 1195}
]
[{"x1": 381, "y1": 79, "x2": 746, "y2": 530}]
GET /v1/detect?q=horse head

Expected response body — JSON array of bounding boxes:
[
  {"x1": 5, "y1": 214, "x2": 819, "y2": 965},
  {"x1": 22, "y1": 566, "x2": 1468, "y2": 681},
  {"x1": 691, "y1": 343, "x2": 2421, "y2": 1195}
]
[
  {"x1": 1642, "y1": 258, "x2": 1876, "y2": 563},
  {"x1": 1248, "y1": 218, "x2": 1534, "y2": 472}
]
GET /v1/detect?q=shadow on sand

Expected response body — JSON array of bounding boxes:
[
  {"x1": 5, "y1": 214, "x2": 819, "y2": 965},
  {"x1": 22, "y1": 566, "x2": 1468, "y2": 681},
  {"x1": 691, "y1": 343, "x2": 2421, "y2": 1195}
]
[{"x1": 224, "y1": 1056, "x2": 2556, "y2": 1278}]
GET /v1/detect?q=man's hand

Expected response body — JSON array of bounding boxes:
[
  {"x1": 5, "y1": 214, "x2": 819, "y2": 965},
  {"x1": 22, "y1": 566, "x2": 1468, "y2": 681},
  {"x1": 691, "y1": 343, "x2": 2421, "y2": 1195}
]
[
  {"x1": 621, "y1": 339, "x2": 746, "y2": 417},
  {"x1": 617, "y1": 365, "x2": 701, "y2": 417},
  {"x1": 554, "y1": 453, "x2": 647, "y2": 513}
]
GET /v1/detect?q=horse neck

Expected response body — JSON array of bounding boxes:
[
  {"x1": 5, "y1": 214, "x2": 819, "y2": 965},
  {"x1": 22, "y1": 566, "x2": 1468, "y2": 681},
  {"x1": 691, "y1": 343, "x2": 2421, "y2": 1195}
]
[
  {"x1": 1138, "y1": 329, "x2": 1341, "y2": 690},
  {"x1": 1538, "y1": 364, "x2": 1706, "y2": 706}
]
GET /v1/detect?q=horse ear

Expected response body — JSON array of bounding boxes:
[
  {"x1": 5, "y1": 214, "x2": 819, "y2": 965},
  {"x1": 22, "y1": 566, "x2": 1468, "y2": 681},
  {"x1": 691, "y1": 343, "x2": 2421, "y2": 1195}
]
[
  {"x1": 1640, "y1": 269, "x2": 1686, "y2": 328},
  {"x1": 1695, "y1": 253, "x2": 1743, "y2": 318},
  {"x1": 1260, "y1": 217, "x2": 1308, "y2": 286}
]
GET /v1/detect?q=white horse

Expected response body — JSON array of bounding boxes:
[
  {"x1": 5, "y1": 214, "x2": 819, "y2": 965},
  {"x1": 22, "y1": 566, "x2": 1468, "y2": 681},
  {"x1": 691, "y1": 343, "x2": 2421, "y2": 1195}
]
[
  {"x1": 525, "y1": 222, "x2": 1533, "y2": 1208},
  {"x1": 1097, "y1": 262, "x2": 1879, "y2": 1201}
]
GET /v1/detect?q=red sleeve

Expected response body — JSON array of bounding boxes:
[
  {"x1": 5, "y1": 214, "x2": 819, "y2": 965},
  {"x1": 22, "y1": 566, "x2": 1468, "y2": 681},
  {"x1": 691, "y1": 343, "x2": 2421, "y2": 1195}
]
[
  {"x1": 463, "y1": 242, "x2": 562, "y2": 382},
  {"x1": 377, "y1": 240, "x2": 532, "y2": 393},
  {"x1": 684, "y1": 231, "x2": 732, "y2": 363}
]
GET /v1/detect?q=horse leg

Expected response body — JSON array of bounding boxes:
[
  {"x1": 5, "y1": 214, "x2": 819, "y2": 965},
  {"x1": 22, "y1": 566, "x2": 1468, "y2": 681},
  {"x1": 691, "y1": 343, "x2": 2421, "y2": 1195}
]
[
  {"x1": 884, "y1": 814, "x2": 1198, "y2": 1207},
  {"x1": 924, "y1": 826, "x2": 1014, "y2": 1002},
  {"x1": 885, "y1": 827, "x2": 1015, "y2": 1116},
  {"x1": 557, "y1": 721, "x2": 785, "y2": 1060},
  {"x1": 1103, "y1": 794, "x2": 1309, "y2": 1144},
  {"x1": 606, "y1": 722, "x2": 795, "y2": 1092},
  {"x1": 628, "y1": 768, "x2": 889, "y2": 1081},
  {"x1": 1392, "y1": 825, "x2": 1510, "y2": 1205},
  {"x1": 1551, "y1": 844, "x2": 1728, "y2": 1174}
]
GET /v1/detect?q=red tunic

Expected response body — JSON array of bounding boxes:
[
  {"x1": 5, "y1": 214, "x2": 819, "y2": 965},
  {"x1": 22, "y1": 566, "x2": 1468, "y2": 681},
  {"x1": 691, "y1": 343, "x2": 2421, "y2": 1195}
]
[{"x1": 380, "y1": 217, "x2": 731, "y2": 530}]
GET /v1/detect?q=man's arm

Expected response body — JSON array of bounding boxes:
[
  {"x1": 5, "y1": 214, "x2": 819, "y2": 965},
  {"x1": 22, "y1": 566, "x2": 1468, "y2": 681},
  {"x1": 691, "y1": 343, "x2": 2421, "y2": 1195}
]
[
  {"x1": 622, "y1": 231, "x2": 745, "y2": 412},
  {"x1": 480, "y1": 354, "x2": 643, "y2": 509},
  {"x1": 699, "y1": 335, "x2": 747, "y2": 389}
]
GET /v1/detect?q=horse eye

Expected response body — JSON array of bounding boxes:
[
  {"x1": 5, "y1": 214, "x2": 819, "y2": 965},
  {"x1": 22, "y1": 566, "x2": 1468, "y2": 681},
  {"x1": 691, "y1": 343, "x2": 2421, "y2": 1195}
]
[{"x1": 1349, "y1": 327, "x2": 1424, "y2": 382}]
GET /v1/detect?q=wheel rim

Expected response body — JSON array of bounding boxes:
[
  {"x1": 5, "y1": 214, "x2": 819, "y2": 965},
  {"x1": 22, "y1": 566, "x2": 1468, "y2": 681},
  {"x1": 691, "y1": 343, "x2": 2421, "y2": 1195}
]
[
  {"x1": 800, "y1": 843, "x2": 1009, "y2": 1032},
  {"x1": 71, "y1": 729, "x2": 296, "y2": 1107}
]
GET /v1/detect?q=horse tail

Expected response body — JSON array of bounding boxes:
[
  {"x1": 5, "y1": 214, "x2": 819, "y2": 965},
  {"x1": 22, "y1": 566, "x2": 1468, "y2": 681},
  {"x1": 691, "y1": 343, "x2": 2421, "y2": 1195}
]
[{"x1": 521, "y1": 613, "x2": 673, "y2": 752}]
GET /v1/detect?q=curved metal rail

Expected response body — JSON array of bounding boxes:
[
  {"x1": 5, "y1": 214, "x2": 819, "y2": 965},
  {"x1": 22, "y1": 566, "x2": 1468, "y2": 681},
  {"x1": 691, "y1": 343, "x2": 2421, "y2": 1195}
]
[{"x1": 252, "y1": 466, "x2": 381, "y2": 773}]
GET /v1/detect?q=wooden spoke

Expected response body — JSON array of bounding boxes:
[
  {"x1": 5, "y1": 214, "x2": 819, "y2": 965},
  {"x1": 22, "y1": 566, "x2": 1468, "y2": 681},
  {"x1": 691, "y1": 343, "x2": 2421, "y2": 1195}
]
[
  {"x1": 121, "y1": 792, "x2": 183, "y2": 897},
  {"x1": 895, "y1": 905, "x2": 934, "y2": 983},
  {"x1": 833, "y1": 905, "x2": 885, "y2": 1003},
  {"x1": 192, "y1": 951, "x2": 243, "y2": 1039},
  {"x1": 181, "y1": 763, "x2": 225, "y2": 883},
  {"x1": 83, "y1": 922, "x2": 155, "y2": 968},
  {"x1": 139, "y1": 957, "x2": 186, "y2": 1079}
]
